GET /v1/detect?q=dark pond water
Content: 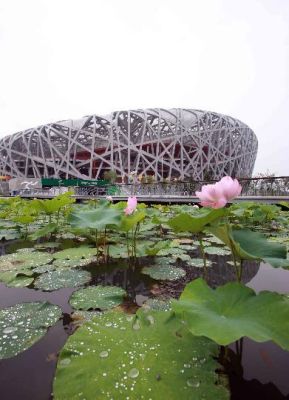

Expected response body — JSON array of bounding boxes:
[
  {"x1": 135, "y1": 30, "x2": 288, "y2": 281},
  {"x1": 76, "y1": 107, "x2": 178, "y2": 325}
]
[{"x1": 0, "y1": 243, "x2": 289, "y2": 400}]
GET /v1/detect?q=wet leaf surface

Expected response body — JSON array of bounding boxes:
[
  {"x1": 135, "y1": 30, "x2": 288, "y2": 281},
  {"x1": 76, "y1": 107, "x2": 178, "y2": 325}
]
[
  {"x1": 0, "y1": 302, "x2": 62, "y2": 359},
  {"x1": 53, "y1": 311, "x2": 229, "y2": 400},
  {"x1": 70, "y1": 285, "x2": 127, "y2": 310},
  {"x1": 34, "y1": 269, "x2": 91, "y2": 291}
]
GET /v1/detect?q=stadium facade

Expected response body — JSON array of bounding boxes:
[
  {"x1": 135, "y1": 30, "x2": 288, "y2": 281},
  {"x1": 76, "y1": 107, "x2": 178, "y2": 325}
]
[{"x1": 0, "y1": 108, "x2": 258, "y2": 182}]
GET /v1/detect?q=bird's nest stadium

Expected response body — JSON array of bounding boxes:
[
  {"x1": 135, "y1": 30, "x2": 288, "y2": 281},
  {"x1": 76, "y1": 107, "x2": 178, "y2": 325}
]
[{"x1": 0, "y1": 108, "x2": 258, "y2": 182}]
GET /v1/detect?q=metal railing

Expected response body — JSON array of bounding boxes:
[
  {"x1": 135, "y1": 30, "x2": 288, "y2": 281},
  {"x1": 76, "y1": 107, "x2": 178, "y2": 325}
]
[
  {"x1": 14, "y1": 176, "x2": 289, "y2": 198},
  {"x1": 106, "y1": 177, "x2": 289, "y2": 197}
]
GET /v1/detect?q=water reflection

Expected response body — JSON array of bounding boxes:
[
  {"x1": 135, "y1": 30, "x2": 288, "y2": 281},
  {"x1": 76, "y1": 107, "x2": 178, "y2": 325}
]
[{"x1": 224, "y1": 339, "x2": 289, "y2": 399}]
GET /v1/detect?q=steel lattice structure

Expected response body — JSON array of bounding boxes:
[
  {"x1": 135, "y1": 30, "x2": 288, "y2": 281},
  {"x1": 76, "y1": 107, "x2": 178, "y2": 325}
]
[{"x1": 0, "y1": 108, "x2": 258, "y2": 181}]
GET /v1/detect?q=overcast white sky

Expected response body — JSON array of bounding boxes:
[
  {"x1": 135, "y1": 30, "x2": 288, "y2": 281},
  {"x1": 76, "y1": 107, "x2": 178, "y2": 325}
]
[{"x1": 0, "y1": 0, "x2": 288, "y2": 175}]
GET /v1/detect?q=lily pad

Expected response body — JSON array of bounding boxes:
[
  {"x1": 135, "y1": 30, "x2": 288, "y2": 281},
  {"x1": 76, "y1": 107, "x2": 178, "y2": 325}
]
[
  {"x1": 34, "y1": 269, "x2": 91, "y2": 291},
  {"x1": 70, "y1": 285, "x2": 127, "y2": 310},
  {"x1": 0, "y1": 301, "x2": 62, "y2": 359},
  {"x1": 204, "y1": 246, "x2": 231, "y2": 256},
  {"x1": 0, "y1": 230, "x2": 21, "y2": 240},
  {"x1": 32, "y1": 264, "x2": 57, "y2": 273},
  {"x1": 0, "y1": 251, "x2": 53, "y2": 272},
  {"x1": 0, "y1": 268, "x2": 34, "y2": 287},
  {"x1": 157, "y1": 247, "x2": 186, "y2": 256},
  {"x1": 142, "y1": 298, "x2": 172, "y2": 311},
  {"x1": 173, "y1": 278, "x2": 289, "y2": 349},
  {"x1": 53, "y1": 247, "x2": 97, "y2": 260},
  {"x1": 108, "y1": 244, "x2": 129, "y2": 259},
  {"x1": 142, "y1": 265, "x2": 186, "y2": 281},
  {"x1": 53, "y1": 311, "x2": 229, "y2": 400},
  {"x1": 144, "y1": 240, "x2": 172, "y2": 256},
  {"x1": 186, "y1": 258, "x2": 213, "y2": 268},
  {"x1": 53, "y1": 257, "x2": 96, "y2": 269}
]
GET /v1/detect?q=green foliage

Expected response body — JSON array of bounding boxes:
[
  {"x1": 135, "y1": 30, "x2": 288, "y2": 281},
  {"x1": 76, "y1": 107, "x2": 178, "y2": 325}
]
[
  {"x1": 53, "y1": 246, "x2": 97, "y2": 260},
  {"x1": 118, "y1": 210, "x2": 146, "y2": 232},
  {"x1": 0, "y1": 269, "x2": 34, "y2": 287},
  {"x1": 69, "y1": 204, "x2": 122, "y2": 231},
  {"x1": 208, "y1": 225, "x2": 288, "y2": 267},
  {"x1": 168, "y1": 208, "x2": 226, "y2": 233},
  {"x1": 34, "y1": 269, "x2": 91, "y2": 291},
  {"x1": 53, "y1": 311, "x2": 229, "y2": 400},
  {"x1": 69, "y1": 286, "x2": 126, "y2": 310},
  {"x1": 144, "y1": 240, "x2": 174, "y2": 256},
  {"x1": 0, "y1": 250, "x2": 53, "y2": 272},
  {"x1": 29, "y1": 223, "x2": 58, "y2": 240},
  {"x1": 0, "y1": 302, "x2": 61, "y2": 359},
  {"x1": 142, "y1": 264, "x2": 186, "y2": 281},
  {"x1": 173, "y1": 278, "x2": 289, "y2": 350},
  {"x1": 31, "y1": 192, "x2": 75, "y2": 216}
]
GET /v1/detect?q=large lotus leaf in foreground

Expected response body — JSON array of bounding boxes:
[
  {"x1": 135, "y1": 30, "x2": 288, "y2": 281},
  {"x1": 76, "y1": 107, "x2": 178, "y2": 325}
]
[
  {"x1": 0, "y1": 301, "x2": 61, "y2": 359},
  {"x1": 53, "y1": 311, "x2": 228, "y2": 400},
  {"x1": 173, "y1": 278, "x2": 289, "y2": 349}
]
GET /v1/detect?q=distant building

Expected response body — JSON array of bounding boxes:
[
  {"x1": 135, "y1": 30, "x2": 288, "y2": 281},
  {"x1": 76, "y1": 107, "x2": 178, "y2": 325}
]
[{"x1": 0, "y1": 108, "x2": 258, "y2": 181}]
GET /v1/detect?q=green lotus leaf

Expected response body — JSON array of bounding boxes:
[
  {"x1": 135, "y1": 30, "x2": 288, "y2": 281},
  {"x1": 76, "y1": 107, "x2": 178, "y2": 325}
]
[
  {"x1": 0, "y1": 230, "x2": 21, "y2": 240},
  {"x1": 208, "y1": 226, "x2": 287, "y2": 267},
  {"x1": 108, "y1": 243, "x2": 128, "y2": 259},
  {"x1": 178, "y1": 244, "x2": 197, "y2": 250},
  {"x1": 70, "y1": 285, "x2": 126, "y2": 310},
  {"x1": 142, "y1": 298, "x2": 172, "y2": 311},
  {"x1": 168, "y1": 208, "x2": 226, "y2": 233},
  {"x1": 69, "y1": 204, "x2": 122, "y2": 231},
  {"x1": 142, "y1": 264, "x2": 186, "y2": 281},
  {"x1": 204, "y1": 246, "x2": 231, "y2": 256},
  {"x1": 0, "y1": 251, "x2": 53, "y2": 272},
  {"x1": 118, "y1": 210, "x2": 146, "y2": 232},
  {"x1": 32, "y1": 264, "x2": 57, "y2": 273},
  {"x1": 0, "y1": 269, "x2": 34, "y2": 287},
  {"x1": 0, "y1": 301, "x2": 62, "y2": 359},
  {"x1": 172, "y1": 253, "x2": 192, "y2": 262},
  {"x1": 34, "y1": 269, "x2": 91, "y2": 291},
  {"x1": 6, "y1": 276, "x2": 34, "y2": 287},
  {"x1": 157, "y1": 247, "x2": 186, "y2": 256},
  {"x1": 173, "y1": 278, "x2": 289, "y2": 349},
  {"x1": 53, "y1": 311, "x2": 228, "y2": 400},
  {"x1": 29, "y1": 223, "x2": 58, "y2": 240},
  {"x1": 145, "y1": 240, "x2": 171, "y2": 256},
  {"x1": 53, "y1": 246, "x2": 97, "y2": 260},
  {"x1": 154, "y1": 256, "x2": 175, "y2": 265},
  {"x1": 31, "y1": 192, "x2": 74, "y2": 215},
  {"x1": 53, "y1": 257, "x2": 96, "y2": 268},
  {"x1": 186, "y1": 258, "x2": 213, "y2": 268}
]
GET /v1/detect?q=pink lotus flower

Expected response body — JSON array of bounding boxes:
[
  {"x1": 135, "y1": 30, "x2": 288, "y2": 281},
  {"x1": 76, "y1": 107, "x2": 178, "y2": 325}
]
[
  {"x1": 196, "y1": 176, "x2": 242, "y2": 209},
  {"x1": 124, "y1": 196, "x2": 137, "y2": 215},
  {"x1": 106, "y1": 196, "x2": 113, "y2": 202}
]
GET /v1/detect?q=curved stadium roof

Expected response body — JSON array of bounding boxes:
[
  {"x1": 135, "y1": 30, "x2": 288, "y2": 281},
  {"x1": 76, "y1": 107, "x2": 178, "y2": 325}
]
[{"x1": 0, "y1": 108, "x2": 258, "y2": 181}]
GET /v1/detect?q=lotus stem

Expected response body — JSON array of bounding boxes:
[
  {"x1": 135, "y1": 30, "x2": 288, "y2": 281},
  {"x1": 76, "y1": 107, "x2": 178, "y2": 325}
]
[{"x1": 198, "y1": 235, "x2": 208, "y2": 279}]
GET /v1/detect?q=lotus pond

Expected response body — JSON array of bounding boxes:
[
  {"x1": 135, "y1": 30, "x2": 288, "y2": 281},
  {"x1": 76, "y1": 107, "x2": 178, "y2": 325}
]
[{"x1": 0, "y1": 194, "x2": 289, "y2": 399}]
